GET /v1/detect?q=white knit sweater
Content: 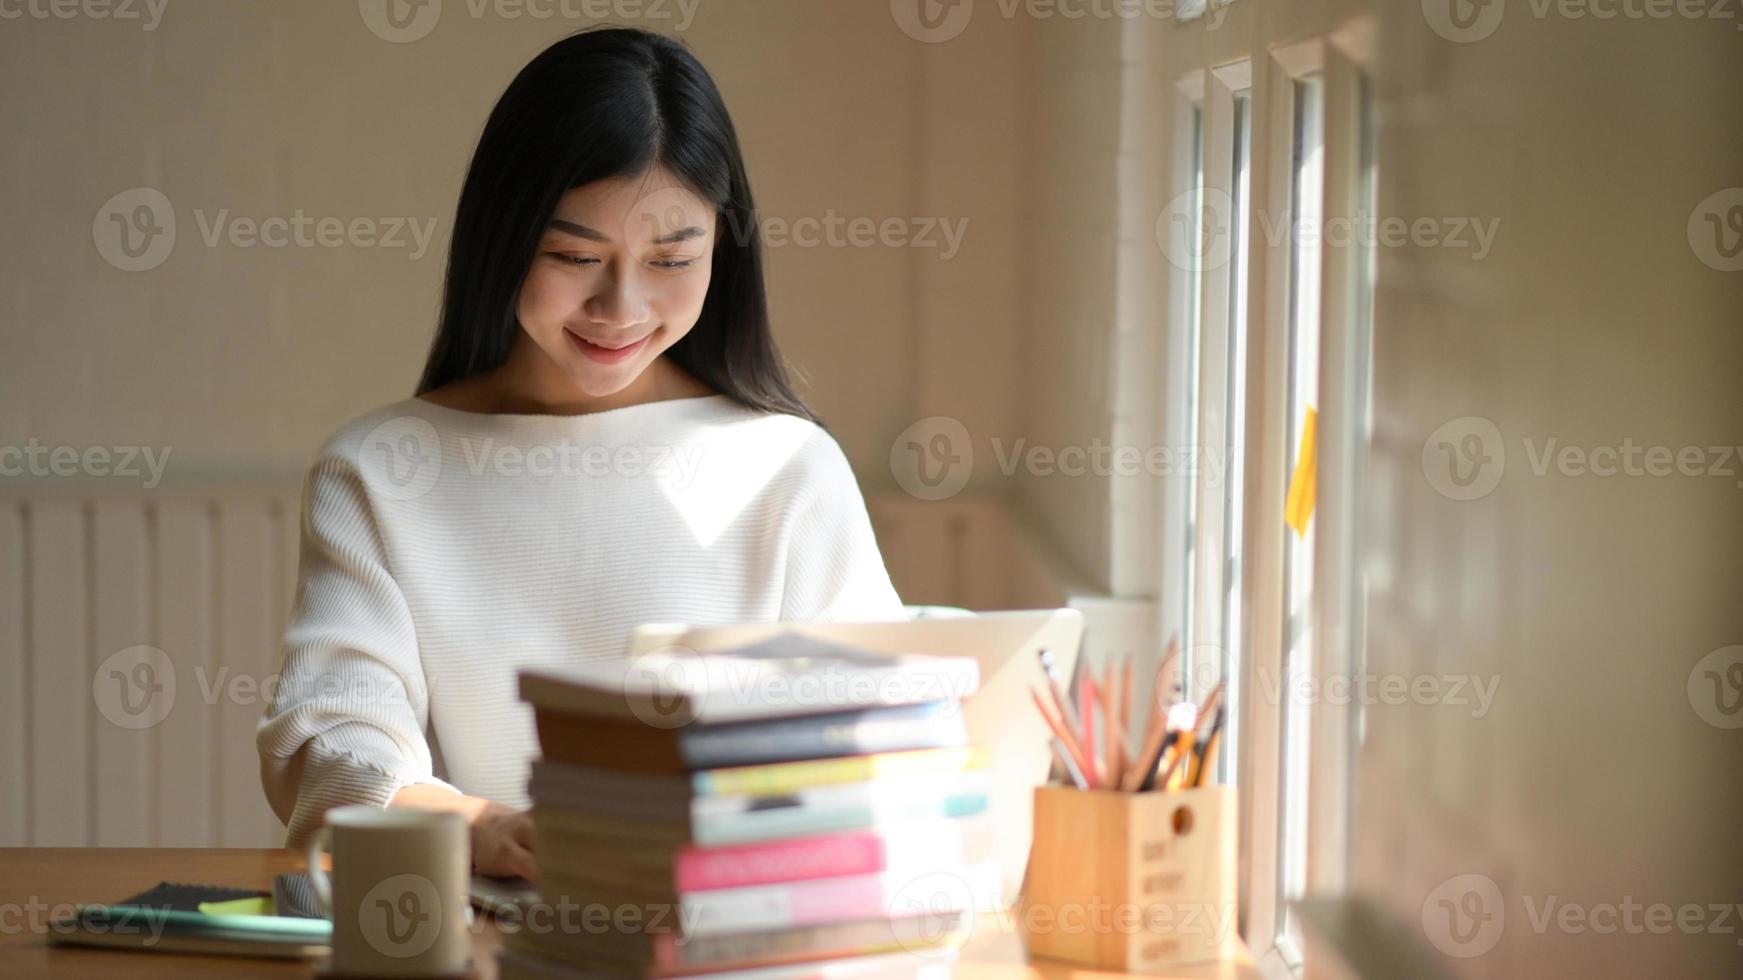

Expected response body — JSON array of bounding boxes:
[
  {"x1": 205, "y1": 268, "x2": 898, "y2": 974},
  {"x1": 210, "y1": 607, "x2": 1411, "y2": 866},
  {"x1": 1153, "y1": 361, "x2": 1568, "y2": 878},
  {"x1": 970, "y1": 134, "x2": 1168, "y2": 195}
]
[{"x1": 257, "y1": 394, "x2": 907, "y2": 846}]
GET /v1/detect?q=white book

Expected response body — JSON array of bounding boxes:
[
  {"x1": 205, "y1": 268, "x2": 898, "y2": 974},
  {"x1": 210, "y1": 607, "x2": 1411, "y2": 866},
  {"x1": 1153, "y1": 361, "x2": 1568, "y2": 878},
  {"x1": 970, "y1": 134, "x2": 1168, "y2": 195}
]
[
  {"x1": 521, "y1": 630, "x2": 979, "y2": 726},
  {"x1": 680, "y1": 860, "x2": 1003, "y2": 937}
]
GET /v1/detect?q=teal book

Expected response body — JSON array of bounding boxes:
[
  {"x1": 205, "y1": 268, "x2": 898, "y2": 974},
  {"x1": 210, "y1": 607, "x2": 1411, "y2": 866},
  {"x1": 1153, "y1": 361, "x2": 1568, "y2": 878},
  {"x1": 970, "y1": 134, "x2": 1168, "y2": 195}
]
[
  {"x1": 694, "y1": 789, "x2": 990, "y2": 846},
  {"x1": 47, "y1": 904, "x2": 331, "y2": 960}
]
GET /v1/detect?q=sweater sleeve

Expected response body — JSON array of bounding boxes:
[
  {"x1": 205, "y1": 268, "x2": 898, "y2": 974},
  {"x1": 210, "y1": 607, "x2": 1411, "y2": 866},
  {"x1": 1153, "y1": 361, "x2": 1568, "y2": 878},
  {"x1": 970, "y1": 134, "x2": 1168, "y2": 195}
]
[
  {"x1": 257, "y1": 454, "x2": 459, "y2": 847},
  {"x1": 779, "y1": 432, "x2": 910, "y2": 624}
]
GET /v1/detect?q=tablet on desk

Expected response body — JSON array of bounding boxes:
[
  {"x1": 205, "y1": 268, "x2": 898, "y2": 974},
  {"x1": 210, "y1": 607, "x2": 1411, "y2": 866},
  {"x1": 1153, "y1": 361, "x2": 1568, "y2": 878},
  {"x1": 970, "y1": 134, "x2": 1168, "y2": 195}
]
[{"x1": 466, "y1": 872, "x2": 541, "y2": 921}]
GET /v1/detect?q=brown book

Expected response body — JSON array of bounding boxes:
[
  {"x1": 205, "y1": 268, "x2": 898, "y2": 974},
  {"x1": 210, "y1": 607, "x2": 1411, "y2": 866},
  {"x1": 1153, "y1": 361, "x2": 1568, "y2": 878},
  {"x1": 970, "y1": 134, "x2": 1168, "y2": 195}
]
[
  {"x1": 535, "y1": 710, "x2": 691, "y2": 773},
  {"x1": 533, "y1": 701, "x2": 967, "y2": 776}
]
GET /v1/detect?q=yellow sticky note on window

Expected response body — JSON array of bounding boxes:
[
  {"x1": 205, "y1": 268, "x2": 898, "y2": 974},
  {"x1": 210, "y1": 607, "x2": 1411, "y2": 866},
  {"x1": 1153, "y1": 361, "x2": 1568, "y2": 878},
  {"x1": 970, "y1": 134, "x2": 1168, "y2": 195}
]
[{"x1": 1284, "y1": 406, "x2": 1317, "y2": 537}]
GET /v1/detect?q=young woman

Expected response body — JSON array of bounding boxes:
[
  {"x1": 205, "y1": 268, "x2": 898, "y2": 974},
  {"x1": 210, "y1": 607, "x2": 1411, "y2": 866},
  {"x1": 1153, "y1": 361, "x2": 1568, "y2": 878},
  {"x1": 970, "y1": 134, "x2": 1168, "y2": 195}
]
[{"x1": 257, "y1": 28, "x2": 907, "y2": 881}]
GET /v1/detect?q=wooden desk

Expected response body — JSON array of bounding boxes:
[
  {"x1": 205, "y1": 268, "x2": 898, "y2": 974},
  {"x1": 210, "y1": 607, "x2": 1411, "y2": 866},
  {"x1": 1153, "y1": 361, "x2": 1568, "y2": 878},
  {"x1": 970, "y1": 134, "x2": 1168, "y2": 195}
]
[{"x1": 0, "y1": 850, "x2": 1258, "y2": 979}]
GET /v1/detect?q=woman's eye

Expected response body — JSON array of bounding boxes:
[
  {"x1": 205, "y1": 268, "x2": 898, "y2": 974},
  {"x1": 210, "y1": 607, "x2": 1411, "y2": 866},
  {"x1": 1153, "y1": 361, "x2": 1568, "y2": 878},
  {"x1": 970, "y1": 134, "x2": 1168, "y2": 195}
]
[{"x1": 549, "y1": 253, "x2": 695, "y2": 270}]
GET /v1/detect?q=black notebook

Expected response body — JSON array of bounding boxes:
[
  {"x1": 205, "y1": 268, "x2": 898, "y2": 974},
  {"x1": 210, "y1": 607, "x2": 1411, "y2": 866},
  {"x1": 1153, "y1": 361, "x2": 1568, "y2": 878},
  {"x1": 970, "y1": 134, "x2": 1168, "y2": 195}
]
[{"x1": 114, "y1": 881, "x2": 270, "y2": 913}]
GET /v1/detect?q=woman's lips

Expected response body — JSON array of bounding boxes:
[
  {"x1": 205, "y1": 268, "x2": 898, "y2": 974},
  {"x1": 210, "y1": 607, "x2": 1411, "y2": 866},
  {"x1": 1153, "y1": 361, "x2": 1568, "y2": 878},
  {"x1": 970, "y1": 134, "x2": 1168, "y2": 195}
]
[{"x1": 566, "y1": 329, "x2": 651, "y2": 364}]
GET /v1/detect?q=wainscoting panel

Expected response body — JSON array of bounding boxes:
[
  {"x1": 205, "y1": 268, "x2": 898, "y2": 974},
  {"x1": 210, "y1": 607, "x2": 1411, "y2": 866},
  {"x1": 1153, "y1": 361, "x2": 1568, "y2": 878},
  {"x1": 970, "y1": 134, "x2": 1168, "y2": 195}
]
[
  {"x1": 27, "y1": 499, "x2": 89, "y2": 846},
  {"x1": 0, "y1": 501, "x2": 23, "y2": 845},
  {"x1": 0, "y1": 484, "x2": 299, "y2": 847},
  {"x1": 92, "y1": 500, "x2": 152, "y2": 846},
  {"x1": 156, "y1": 499, "x2": 218, "y2": 847},
  {"x1": 216, "y1": 499, "x2": 289, "y2": 847}
]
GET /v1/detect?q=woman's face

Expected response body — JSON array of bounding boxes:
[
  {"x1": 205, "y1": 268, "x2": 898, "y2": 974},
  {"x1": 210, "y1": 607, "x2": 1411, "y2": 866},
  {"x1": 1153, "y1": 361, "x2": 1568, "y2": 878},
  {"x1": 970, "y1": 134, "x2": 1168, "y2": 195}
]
[{"x1": 515, "y1": 166, "x2": 716, "y2": 397}]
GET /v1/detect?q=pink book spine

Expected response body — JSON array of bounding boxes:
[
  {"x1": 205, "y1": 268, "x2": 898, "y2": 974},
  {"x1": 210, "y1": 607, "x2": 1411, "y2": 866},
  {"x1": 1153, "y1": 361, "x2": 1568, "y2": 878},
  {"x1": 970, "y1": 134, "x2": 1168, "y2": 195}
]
[{"x1": 675, "y1": 830, "x2": 887, "y2": 892}]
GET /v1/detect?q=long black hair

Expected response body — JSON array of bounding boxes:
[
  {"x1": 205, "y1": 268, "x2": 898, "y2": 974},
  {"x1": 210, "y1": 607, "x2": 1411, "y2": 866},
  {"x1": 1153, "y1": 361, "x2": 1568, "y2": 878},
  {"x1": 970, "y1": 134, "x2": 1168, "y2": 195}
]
[{"x1": 416, "y1": 27, "x2": 819, "y2": 425}]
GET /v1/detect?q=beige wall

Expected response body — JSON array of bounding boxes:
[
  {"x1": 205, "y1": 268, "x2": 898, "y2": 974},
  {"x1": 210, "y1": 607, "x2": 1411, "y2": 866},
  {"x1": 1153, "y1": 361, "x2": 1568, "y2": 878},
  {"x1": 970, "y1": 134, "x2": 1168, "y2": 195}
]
[
  {"x1": 1017, "y1": 3, "x2": 1743, "y2": 977},
  {"x1": 1014, "y1": 14, "x2": 1128, "y2": 593},
  {"x1": 0, "y1": 0, "x2": 1025, "y2": 491},
  {"x1": 1356, "y1": 8, "x2": 1743, "y2": 977}
]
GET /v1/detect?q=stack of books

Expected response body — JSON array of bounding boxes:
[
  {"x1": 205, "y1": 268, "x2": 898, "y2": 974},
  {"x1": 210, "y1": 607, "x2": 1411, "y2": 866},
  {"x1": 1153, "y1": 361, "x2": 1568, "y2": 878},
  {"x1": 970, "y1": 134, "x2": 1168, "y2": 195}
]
[{"x1": 500, "y1": 632, "x2": 999, "y2": 980}]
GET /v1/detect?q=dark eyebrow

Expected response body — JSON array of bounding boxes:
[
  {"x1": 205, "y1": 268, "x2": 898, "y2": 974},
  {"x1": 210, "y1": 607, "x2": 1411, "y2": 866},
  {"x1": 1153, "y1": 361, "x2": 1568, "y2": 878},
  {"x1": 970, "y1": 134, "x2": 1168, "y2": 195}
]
[
  {"x1": 547, "y1": 218, "x2": 707, "y2": 246},
  {"x1": 547, "y1": 218, "x2": 608, "y2": 242}
]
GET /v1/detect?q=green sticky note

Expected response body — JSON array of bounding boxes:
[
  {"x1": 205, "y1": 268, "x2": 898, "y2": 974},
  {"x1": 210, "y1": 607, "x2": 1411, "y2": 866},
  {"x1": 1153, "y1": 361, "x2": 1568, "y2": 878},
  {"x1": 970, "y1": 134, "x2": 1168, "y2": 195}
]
[{"x1": 198, "y1": 896, "x2": 275, "y2": 917}]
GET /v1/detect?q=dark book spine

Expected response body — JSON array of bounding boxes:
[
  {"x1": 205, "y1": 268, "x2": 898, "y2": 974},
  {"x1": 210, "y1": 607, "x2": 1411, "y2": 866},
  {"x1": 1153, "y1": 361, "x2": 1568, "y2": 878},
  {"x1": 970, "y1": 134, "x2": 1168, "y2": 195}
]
[{"x1": 677, "y1": 702, "x2": 963, "y2": 769}]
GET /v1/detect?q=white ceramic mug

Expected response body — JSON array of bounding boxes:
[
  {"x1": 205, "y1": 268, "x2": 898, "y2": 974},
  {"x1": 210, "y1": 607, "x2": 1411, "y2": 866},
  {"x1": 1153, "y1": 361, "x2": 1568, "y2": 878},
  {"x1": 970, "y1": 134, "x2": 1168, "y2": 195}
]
[{"x1": 305, "y1": 805, "x2": 470, "y2": 977}]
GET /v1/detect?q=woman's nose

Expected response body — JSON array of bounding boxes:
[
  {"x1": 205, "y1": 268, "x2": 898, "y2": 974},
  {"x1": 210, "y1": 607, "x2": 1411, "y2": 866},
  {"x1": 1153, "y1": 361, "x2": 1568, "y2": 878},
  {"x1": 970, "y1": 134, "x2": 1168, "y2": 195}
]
[{"x1": 584, "y1": 268, "x2": 652, "y2": 328}]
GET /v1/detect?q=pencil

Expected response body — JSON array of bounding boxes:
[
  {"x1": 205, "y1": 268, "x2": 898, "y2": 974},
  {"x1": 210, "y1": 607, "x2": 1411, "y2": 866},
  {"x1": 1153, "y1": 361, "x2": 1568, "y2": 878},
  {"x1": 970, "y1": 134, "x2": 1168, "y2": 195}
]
[
  {"x1": 1080, "y1": 674, "x2": 1102, "y2": 788},
  {"x1": 1161, "y1": 728, "x2": 1197, "y2": 791},
  {"x1": 1159, "y1": 682, "x2": 1225, "y2": 791},
  {"x1": 1125, "y1": 639, "x2": 1184, "y2": 791},
  {"x1": 1037, "y1": 648, "x2": 1081, "y2": 736},
  {"x1": 1098, "y1": 662, "x2": 1122, "y2": 788},
  {"x1": 1031, "y1": 688, "x2": 1097, "y2": 789},
  {"x1": 1194, "y1": 681, "x2": 1226, "y2": 730},
  {"x1": 1119, "y1": 655, "x2": 1133, "y2": 765},
  {"x1": 1036, "y1": 648, "x2": 1096, "y2": 787},
  {"x1": 1135, "y1": 636, "x2": 1182, "y2": 759},
  {"x1": 1051, "y1": 736, "x2": 1090, "y2": 790},
  {"x1": 1192, "y1": 706, "x2": 1225, "y2": 787},
  {"x1": 1130, "y1": 712, "x2": 1169, "y2": 791},
  {"x1": 1132, "y1": 702, "x2": 1189, "y2": 791}
]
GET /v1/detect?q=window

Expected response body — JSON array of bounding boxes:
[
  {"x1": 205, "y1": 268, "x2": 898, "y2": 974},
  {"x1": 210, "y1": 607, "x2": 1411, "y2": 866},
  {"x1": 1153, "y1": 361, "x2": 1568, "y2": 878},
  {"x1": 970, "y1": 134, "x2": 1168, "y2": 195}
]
[
  {"x1": 1346, "y1": 74, "x2": 1377, "y2": 760},
  {"x1": 1181, "y1": 102, "x2": 1206, "y2": 666},
  {"x1": 1152, "y1": 15, "x2": 1377, "y2": 975},
  {"x1": 1217, "y1": 90, "x2": 1253, "y2": 785},
  {"x1": 1167, "y1": 64, "x2": 1252, "y2": 778},
  {"x1": 1311, "y1": 64, "x2": 1380, "y2": 901},
  {"x1": 1277, "y1": 70, "x2": 1325, "y2": 965}
]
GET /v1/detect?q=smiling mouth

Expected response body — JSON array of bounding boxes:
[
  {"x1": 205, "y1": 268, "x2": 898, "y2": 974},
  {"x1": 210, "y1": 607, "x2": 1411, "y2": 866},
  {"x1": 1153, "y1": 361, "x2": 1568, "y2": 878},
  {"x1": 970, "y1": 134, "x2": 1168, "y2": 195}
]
[
  {"x1": 565, "y1": 328, "x2": 654, "y2": 363},
  {"x1": 569, "y1": 331, "x2": 649, "y2": 350}
]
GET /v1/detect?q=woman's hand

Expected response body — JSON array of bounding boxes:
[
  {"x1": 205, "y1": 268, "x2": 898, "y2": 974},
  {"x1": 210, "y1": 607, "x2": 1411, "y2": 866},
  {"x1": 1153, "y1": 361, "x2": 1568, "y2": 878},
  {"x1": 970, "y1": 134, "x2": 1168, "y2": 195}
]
[
  {"x1": 470, "y1": 801, "x2": 539, "y2": 881},
  {"x1": 389, "y1": 784, "x2": 538, "y2": 881}
]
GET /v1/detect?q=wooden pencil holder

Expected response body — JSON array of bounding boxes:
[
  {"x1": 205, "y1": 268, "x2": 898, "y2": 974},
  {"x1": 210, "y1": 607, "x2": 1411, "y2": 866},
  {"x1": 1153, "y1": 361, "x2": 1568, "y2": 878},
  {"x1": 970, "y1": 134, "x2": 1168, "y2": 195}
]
[{"x1": 1017, "y1": 784, "x2": 1238, "y2": 972}]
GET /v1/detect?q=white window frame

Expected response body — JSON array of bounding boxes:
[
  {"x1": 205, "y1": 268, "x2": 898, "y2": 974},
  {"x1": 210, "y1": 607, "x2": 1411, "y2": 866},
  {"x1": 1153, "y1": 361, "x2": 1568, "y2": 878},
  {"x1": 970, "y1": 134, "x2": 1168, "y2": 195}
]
[
  {"x1": 1305, "y1": 15, "x2": 1379, "y2": 906},
  {"x1": 1142, "y1": 6, "x2": 1378, "y2": 975}
]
